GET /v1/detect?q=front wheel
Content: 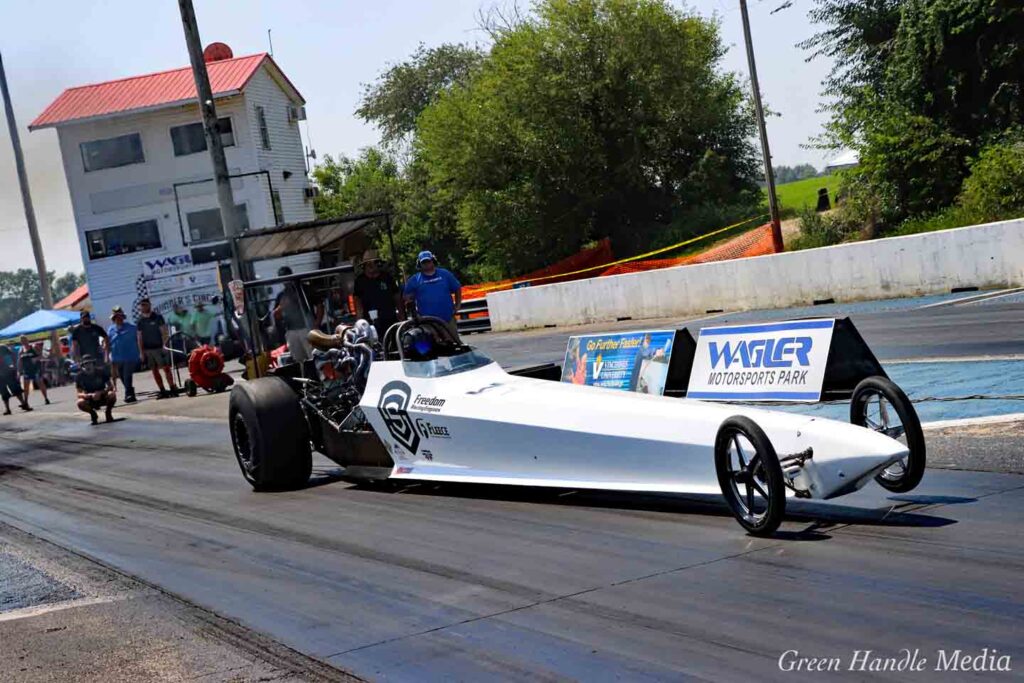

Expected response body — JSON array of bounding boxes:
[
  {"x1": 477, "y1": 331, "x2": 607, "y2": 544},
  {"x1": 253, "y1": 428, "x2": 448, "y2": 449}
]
[
  {"x1": 715, "y1": 416, "x2": 786, "y2": 536},
  {"x1": 229, "y1": 376, "x2": 311, "y2": 491},
  {"x1": 850, "y1": 376, "x2": 925, "y2": 493}
]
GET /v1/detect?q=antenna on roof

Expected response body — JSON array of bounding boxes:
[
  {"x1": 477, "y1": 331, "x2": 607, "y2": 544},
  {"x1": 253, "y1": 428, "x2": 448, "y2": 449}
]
[{"x1": 267, "y1": 29, "x2": 274, "y2": 57}]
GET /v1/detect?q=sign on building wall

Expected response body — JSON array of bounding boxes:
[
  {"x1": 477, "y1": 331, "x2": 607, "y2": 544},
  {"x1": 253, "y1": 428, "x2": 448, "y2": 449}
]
[{"x1": 137, "y1": 253, "x2": 221, "y2": 315}]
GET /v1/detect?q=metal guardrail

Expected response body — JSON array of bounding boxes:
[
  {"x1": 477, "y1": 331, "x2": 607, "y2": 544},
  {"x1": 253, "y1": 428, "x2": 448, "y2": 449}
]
[{"x1": 457, "y1": 297, "x2": 491, "y2": 334}]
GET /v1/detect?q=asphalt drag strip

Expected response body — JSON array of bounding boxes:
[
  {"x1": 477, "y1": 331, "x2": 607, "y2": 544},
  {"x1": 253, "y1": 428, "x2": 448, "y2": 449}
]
[
  {"x1": 0, "y1": 520, "x2": 358, "y2": 682},
  {"x1": 0, "y1": 414, "x2": 1022, "y2": 680}
]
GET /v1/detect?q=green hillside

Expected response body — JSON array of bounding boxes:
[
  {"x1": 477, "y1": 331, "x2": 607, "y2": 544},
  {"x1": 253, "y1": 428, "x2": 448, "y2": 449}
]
[{"x1": 774, "y1": 174, "x2": 841, "y2": 215}]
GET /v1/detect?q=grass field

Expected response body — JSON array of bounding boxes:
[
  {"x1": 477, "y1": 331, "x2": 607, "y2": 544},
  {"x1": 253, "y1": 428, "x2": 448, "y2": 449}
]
[{"x1": 774, "y1": 174, "x2": 841, "y2": 215}]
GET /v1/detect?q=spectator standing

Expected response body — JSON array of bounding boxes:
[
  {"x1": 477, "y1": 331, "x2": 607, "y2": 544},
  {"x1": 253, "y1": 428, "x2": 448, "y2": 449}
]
[
  {"x1": 107, "y1": 306, "x2": 141, "y2": 403},
  {"x1": 403, "y1": 250, "x2": 462, "y2": 340},
  {"x1": 75, "y1": 355, "x2": 115, "y2": 424},
  {"x1": 205, "y1": 295, "x2": 229, "y2": 345},
  {"x1": 70, "y1": 311, "x2": 109, "y2": 363},
  {"x1": 354, "y1": 250, "x2": 402, "y2": 339},
  {"x1": 136, "y1": 298, "x2": 179, "y2": 399},
  {"x1": 17, "y1": 335, "x2": 50, "y2": 405},
  {"x1": 165, "y1": 303, "x2": 190, "y2": 335},
  {"x1": 0, "y1": 344, "x2": 31, "y2": 415},
  {"x1": 190, "y1": 301, "x2": 215, "y2": 345}
]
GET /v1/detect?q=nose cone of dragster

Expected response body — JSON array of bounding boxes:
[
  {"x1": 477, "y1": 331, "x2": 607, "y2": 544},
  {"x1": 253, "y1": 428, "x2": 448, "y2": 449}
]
[{"x1": 794, "y1": 418, "x2": 910, "y2": 499}]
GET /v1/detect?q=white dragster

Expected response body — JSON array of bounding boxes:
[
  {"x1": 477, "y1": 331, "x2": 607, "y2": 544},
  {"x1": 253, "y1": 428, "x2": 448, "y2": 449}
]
[{"x1": 229, "y1": 316, "x2": 924, "y2": 536}]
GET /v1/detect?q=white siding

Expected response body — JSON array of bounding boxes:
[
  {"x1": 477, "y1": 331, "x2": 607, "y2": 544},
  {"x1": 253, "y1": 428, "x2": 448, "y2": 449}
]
[
  {"x1": 50, "y1": 63, "x2": 314, "y2": 326},
  {"x1": 242, "y1": 67, "x2": 315, "y2": 225}
]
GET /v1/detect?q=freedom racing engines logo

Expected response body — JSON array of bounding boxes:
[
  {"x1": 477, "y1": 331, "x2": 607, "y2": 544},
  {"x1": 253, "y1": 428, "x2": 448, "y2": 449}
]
[{"x1": 378, "y1": 381, "x2": 420, "y2": 454}]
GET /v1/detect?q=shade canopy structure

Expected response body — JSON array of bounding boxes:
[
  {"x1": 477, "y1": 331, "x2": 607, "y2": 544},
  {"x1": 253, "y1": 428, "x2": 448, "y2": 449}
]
[
  {"x1": 232, "y1": 212, "x2": 394, "y2": 273},
  {"x1": 0, "y1": 309, "x2": 81, "y2": 340}
]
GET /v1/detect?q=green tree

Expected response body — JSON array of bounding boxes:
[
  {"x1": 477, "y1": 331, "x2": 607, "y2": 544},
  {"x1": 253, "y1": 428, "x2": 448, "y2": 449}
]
[
  {"x1": 356, "y1": 43, "x2": 484, "y2": 147},
  {"x1": 312, "y1": 148, "x2": 402, "y2": 218},
  {"x1": 53, "y1": 272, "x2": 86, "y2": 301},
  {"x1": 311, "y1": 149, "x2": 471, "y2": 278},
  {"x1": 416, "y1": 0, "x2": 760, "y2": 276},
  {"x1": 0, "y1": 270, "x2": 87, "y2": 329},
  {"x1": 774, "y1": 164, "x2": 819, "y2": 184},
  {"x1": 804, "y1": 0, "x2": 1024, "y2": 221},
  {"x1": 958, "y1": 130, "x2": 1024, "y2": 223}
]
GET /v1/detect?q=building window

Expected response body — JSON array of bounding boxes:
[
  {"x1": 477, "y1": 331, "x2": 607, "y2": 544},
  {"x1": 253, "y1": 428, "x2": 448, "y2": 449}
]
[
  {"x1": 271, "y1": 190, "x2": 283, "y2": 225},
  {"x1": 85, "y1": 220, "x2": 161, "y2": 260},
  {"x1": 80, "y1": 133, "x2": 144, "y2": 172},
  {"x1": 170, "y1": 117, "x2": 235, "y2": 156},
  {"x1": 186, "y1": 204, "x2": 250, "y2": 244},
  {"x1": 255, "y1": 106, "x2": 271, "y2": 149}
]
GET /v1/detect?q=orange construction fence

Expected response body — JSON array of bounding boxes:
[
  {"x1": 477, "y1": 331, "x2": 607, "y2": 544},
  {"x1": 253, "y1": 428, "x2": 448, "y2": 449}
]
[
  {"x1": 462, "y1": 216, "x2": 775, "y2": 300},
  {"x1": 462, "y1": 238, "x2": 615, "y2": 300},
  {"x1": 599, "y1": 223, "x2": 775, "y2": 276}
]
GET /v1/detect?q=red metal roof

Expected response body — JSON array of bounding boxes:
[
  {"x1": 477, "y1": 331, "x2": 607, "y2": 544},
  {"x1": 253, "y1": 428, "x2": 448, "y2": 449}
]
[
  {"x1": 54, "y1": 283, "x2": 90, "y2": 310},
  {"x1": 30, "y1": 53, "x2": 301, "y2": 130}
]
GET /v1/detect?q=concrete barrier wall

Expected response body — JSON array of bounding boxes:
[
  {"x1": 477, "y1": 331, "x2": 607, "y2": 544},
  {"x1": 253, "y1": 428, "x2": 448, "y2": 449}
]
[{"x1": 487, "y1": 218, "x2": 1024, "y2": 331}]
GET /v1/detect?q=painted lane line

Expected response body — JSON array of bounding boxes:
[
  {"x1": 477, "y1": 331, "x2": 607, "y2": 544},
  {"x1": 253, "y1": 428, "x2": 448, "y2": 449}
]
[
  {"x1": 886, "y1": 354, "x2": 1024, "y2": 364},
  {"x1": 922, "y1": 412, "x2": 1024, "y2": 431},
  {"x1": 0, "y1": 594, "x2": 129, "y2": 623},
  {"x1": 916, "y1": 287, "x2": 1024, "y2": 309}
]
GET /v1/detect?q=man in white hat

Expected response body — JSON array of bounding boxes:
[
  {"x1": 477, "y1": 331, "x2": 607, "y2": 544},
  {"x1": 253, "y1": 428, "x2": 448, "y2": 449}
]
[{"x1": 353, "y1": 249, "x2": 402, "y2": 339}]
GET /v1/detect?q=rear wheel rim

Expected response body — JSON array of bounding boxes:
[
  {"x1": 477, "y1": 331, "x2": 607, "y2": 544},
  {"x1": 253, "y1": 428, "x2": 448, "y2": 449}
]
[
  {"x1": 232, "y1": 413, "x2": 257, "y2": 476},
  {"x1": 857, "y1": 391, "x2": 908, "y2": 482},
  {"x1": 724, "y1": 431, "x2": 772, "y2": 525}
]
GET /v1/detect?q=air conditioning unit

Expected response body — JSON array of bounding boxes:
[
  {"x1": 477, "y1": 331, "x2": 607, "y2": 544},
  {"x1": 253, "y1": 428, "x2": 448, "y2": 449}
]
[
  {"x1": 287, "y1": 105, "x2": 307, "y2": 122},
  {"x1": 303, "y1": 186, "x2": 320, "y2": 199}
]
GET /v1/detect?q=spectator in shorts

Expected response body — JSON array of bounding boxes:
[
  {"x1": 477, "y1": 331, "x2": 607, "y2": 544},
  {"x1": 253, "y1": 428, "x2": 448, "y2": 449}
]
[
  {"x1": 17, "y1": 336, "x2": 50, "y2": 405},
  {"x1": 136, "y1": 298, "x2": 179, "y2": 399},
  {"x1": 0, "y1": 344, "x2": 31, "y2": 415},
  {"x1": 403, "y1": 250, "x2": 462, "y2": 340},
  {"x1": 107, "y1": 306, "x2": 141, "y2": 403},
  {"x1": 76, "y1": 355, "x2": 115, "y2": 424},
  {"x1": 71, "y1": 311, "x2": 109, "y2": 363}
]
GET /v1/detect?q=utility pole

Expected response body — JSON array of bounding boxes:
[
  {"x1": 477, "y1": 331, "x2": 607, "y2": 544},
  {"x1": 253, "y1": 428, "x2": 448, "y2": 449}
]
[
  {"x1": 1, "y1": 51, "x2": 62, "y2": 354},
  {"x1": 739, "y1": 0, "x2": 784, "y2": 252},
  {"x1": 178, "y1": 0, "x2": 244, "y2": 281}
]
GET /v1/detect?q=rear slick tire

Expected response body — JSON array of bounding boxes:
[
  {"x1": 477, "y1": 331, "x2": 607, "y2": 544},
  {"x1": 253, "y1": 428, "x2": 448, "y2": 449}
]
[
  {"x1": 715, "y1": 416, "x2": 786, "y2": 536},
  {"x1": 229, "y1": 376, "x2": 311, "y2": 491}
]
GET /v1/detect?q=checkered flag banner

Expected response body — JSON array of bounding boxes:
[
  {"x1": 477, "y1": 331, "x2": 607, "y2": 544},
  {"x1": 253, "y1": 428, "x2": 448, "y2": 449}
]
[{"x1": 131, "y1": 273, "x2": 149, "y2": 321}]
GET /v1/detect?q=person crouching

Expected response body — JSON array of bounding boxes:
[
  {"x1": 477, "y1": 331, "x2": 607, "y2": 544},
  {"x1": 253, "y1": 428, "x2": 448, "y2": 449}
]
[{"x1": 76, "y1": 355, "x2": 116, "y2": 424}]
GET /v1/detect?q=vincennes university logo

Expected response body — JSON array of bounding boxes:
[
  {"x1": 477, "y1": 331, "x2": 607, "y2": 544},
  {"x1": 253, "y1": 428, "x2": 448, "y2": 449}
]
[{"x1": 378, "y1": 381, "x2": 419, "y2": 454}]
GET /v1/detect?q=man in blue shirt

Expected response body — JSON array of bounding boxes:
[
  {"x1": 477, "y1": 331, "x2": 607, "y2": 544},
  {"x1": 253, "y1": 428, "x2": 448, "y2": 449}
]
[
  {"x1": 403, "y1": 250, "x2": 462, "y2": 339},
  {"x1": 107, "y1": 306, "x2": 141, "y2": 403}
]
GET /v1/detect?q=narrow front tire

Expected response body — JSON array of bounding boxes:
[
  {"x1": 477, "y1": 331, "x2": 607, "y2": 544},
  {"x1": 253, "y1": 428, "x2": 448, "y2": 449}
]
[
  {"x1": 715, "y1": 416, "x2": 786, "y2": 536},
  {"x1": 850, "y1": 376, "x2": 926, "y2": 493}
]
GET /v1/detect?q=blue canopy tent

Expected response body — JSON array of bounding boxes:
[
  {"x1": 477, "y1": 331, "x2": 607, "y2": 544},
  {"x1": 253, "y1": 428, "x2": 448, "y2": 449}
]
[{"x1": 0, "y1": 309, "x2": 81, "y2": 341}]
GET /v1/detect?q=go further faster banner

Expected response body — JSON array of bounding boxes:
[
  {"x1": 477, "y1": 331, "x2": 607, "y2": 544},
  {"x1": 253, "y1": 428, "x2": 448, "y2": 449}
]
[
  {"x1": 687, "y1": 319, "x2": 836, "y2": 401},
  {"x1": 561, "y1": 330, "x2": 676, "y2": 396}
]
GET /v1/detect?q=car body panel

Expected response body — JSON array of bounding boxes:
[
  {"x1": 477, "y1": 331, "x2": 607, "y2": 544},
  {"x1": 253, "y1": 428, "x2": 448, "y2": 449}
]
[{"x1": 359, "y1": 357, "x2": 908, "y2": 500}]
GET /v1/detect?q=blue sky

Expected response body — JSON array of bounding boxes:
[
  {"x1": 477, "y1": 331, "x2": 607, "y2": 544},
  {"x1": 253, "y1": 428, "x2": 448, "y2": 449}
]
[{"x1": 0, "y1": 0, "x2": 833, "y2": 274}]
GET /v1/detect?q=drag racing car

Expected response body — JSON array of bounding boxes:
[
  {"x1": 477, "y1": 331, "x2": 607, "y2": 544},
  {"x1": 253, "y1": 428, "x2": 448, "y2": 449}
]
[{"x1": 228, "y1": 268, "x2": 924, "y2": 535}]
